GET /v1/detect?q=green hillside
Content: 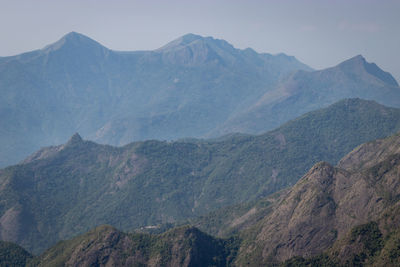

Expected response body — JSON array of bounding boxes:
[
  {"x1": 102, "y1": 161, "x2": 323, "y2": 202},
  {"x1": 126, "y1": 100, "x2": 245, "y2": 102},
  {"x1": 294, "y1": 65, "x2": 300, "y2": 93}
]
[
  {"x1": 11, "y1": 126, "x2": 400, "y2": 266},
  {"x1": 1, "y1": 99, "x2": 400, "y2": 254}
]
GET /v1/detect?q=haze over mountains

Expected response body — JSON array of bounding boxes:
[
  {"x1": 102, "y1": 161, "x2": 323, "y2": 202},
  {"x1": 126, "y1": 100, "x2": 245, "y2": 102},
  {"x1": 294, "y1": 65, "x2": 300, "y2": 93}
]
[
  {"x1": 1, "y1": 32, "x2": 399, "y2": 167},
  {"x1": 2, "y1": 31, "x2": 400, "y2": 266},
  {"x1": 0, "y1": 32, "x2": 310, "y2": 167},
  {"x1": 2, "y1": 98, "x2": 400, "y2": 255}
]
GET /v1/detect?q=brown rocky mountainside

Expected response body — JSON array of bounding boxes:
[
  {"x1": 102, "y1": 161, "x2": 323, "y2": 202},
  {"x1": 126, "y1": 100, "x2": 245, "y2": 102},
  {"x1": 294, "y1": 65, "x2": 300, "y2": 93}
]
[{"x1": 234, "y1": 132, "x2": 400, "y2": 265}]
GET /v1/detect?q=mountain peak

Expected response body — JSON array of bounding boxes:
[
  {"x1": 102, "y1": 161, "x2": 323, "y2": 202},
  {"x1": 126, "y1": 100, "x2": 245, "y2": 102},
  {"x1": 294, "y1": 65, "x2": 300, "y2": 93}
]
[
  {"x1": 63, "y1": 31, "x2": 85, "y2": 38},
  {"x1": 42, "y1": 31, "x2": 106, "y2": 53},
  {"x1": 157, "y1": 33, "x2": 205, "y2": 51},
  {"x1": 338, "y1": 54, "x2": 366, "y2": 67},
  {"x1": 66, "y1": 133, "x2": 83, "y2": 146},
  {"x1": 178, "y1": 33, "x2": 204, "y2": 44},
  {"x1": 338, "y1": 55, "x2": 398, "y2": 86}
]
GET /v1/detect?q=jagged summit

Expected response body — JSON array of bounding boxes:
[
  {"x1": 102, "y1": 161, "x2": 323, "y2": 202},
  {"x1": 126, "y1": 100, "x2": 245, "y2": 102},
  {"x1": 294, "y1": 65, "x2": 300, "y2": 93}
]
[
  {"x1": 42, "y1": 31, "x2": 107, "y2": 53},
  {"x1": 173, "y1": 33, "x2": 204, "y2": 45},
  {"x1": 157, "y1": 33, "x2": 235, "y2": 53},
  {"x1": 157, "y1": 33, "x2": 206, "y2": 51},
  {"x1": 338, "y1": 55, "x2": 398, "y2": 86},
  {"x1": 66, "y1": 133, "x2": 83, "y2": 146},
  {"x1": 337, "y1": 54, "x2": 367, "y2": 70}
]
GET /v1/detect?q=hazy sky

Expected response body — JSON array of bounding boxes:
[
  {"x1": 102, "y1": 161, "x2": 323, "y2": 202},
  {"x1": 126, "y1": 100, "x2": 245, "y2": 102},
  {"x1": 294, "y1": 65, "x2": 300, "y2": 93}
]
[{"x1": 1, "y1": 0, "x2": 399, "y2": 81}]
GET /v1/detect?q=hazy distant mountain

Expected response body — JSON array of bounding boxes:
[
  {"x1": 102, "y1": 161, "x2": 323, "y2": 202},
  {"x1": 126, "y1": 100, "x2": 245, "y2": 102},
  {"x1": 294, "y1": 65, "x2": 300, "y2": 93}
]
[
  {"x1": 0, "y1": 32, "x2": 311, "y2": 167},
  {"x1": 2, "y1": 98, "x2": 400, "y2": 254},
  {"x1": 213, "y1": 55, "x2": 400, "y2": 135},
  {"x1": 1, "y1": 32, "x2": 399, "y2": 168}
]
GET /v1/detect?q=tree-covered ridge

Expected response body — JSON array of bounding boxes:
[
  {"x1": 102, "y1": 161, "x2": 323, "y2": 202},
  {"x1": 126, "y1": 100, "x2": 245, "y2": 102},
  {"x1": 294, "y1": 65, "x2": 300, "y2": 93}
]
[
  {"x1": 1, "y1": 98, "x2": 400, "y2": 254},
  {"x1": 27, "y1": 225, "x2": 237, "y2": 267},
  {"x1": 3, "y1": 122, "x2": 400, "y2": 266},
  {"x1": 0, "y1": 241, "x2": 32, "y2": 267}
]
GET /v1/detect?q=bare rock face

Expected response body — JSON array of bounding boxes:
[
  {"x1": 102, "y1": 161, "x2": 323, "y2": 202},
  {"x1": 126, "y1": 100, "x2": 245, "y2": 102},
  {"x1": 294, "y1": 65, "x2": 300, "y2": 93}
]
[
  {"x1": 236, "y1": 133, "x2": 400, "y2": 265},
  {"x1": 338, "y1": 132, "x2": 400, "y2": 171}
]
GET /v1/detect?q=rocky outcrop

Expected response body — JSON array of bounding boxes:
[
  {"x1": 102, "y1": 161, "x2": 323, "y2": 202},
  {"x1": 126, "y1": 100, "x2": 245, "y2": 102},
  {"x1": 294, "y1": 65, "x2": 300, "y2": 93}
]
[{"x1": 235, "y1": 133, "x2": 400, "y2": 265}]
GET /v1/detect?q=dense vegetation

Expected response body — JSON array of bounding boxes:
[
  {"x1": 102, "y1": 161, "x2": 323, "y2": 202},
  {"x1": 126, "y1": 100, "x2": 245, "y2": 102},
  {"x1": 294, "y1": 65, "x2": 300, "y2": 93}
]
[
  {"x1": 0, "y1": 241, "x2": 32, "y2": 267},
  {"x1": 2, "y1": 123, "x2": 400, "y2": 265},
  {"x1": 2, "y1": 99, "x2": 400, "y2": 254},
  {"x1": 28, "y1": 225, "x2": 238, "y2": 267}
]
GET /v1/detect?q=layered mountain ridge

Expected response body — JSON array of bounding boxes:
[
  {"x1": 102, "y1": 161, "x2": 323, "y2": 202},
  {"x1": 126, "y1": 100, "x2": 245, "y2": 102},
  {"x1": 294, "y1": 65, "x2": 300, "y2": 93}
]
[
  {"x1": 1, "y1": 98, "x2": 400, "y2": 254},
  {"x1": 195, "y1": 130, "x2": 400, "y2": 265},
  {"x1": 214, "y1": 54, "x2": 400, "y2": 135},
  {"x1": 1, "y1": 32, "x2": 399, "y2": 167},
  {"x1": 4, "y1": 116, "x2": 400, "y2": 266}
]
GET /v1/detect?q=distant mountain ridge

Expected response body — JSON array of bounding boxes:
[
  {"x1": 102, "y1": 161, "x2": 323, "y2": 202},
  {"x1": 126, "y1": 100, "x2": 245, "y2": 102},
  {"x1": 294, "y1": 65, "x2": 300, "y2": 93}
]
[
  {"x1": 0, "y1": 32, "x2": 312, "y2": 167},
  {"x1": 213, "y1": 54, "x2": 400, "y2": 135},
  {"x1": 2, "y1": 32, "x2": 400, "y2": 168}
]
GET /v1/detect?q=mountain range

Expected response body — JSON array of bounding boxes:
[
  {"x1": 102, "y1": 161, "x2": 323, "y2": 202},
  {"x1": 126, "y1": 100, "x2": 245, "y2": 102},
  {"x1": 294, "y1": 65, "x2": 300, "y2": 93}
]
[
  {"x1": 1, "y1": 98, "x2": 400, "y2": 255},
  {"x1": 0, "y1": 32, "x2": 310, "y2": 167},
  {"x1": 1, "y1": 32, "x2": 399, "y2": 167},
  {"x1": 2, "y1": 116, "x2": 400, "y2": 266},
  {"x1": 2, "y1": 32, "x2": 400, "y2": 266}
]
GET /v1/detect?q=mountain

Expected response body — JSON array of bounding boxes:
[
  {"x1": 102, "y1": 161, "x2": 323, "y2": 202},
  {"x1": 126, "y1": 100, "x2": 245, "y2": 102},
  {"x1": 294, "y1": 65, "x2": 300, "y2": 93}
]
[
  {"x1": 214, "y1": 55, "x2": 400, "y2": 136},
  {"x1": 2, "y1": 99, "x2": 400, "y2": 254},
  {"x1": 7, "y1": 122, "x2": 400, "y2": 267},
  {"x1": 0, "y1": 32, "x2": 311, "y2": 167},
  {"x1": 194, "y1": 130, "x2": 400, "y2": 266},
  {"x1": 30, "y1": 225, "x2": 236, "y2": 267},
  {"x1": 2, "y1": 33, "x2": 400, "y2": 169},
  {"x1": 232, "y1": 131, "x2": 400, "y2": 265}
]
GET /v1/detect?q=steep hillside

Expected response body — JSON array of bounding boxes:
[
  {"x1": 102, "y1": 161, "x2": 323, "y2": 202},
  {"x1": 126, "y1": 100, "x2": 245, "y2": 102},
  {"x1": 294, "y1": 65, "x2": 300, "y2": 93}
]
[
  {"x1": 216, "y1": 55, "x2": 400, "y2": 136},
  {"x1": 9, "y1": 126, "x2": 400, "y2": 267},
  {"x1": 31, "y1": 225, "x2": 235, "y2": 267},
  {"x1": 1, "y1": 99, "x2": 400, "y2": 254},
  {"x1": 234, "y1": 132, "x2": 400, "y2": 265},
  {"x1": 0, "y1": 32, "x2": 311, "y2": 167}
]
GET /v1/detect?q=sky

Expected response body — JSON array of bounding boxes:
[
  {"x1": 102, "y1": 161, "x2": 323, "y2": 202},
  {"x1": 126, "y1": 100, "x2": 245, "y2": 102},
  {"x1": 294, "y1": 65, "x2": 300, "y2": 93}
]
[{"x1": 0, "y1": 0, "x2": 399, "y2": 81}]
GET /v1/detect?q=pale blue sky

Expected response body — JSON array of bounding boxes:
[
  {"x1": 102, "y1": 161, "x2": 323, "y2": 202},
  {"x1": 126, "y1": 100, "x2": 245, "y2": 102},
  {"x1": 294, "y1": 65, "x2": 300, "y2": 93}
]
[{"x1": 1, "y1": 0, "x2": 399, "y2": 81}]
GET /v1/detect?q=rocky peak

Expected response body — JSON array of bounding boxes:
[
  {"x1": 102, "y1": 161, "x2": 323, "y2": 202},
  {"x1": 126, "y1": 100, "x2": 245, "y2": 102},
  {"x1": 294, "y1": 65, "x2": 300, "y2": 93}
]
[
  {"x1": 41, "y1": 31, "x2": 107, "y2": 54},
  {"x1": 66, "y1": 133, "x2": 84, "y2": 146},
  {"x1": 156, "y1": 33, "x2": 238, "y2": 65},
  {"x1": 303, "y1": 161, "x2": 335, "y2": 188},
  {"x1": 337, "y1": 55, "x2": 398, "y2": 86}
]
